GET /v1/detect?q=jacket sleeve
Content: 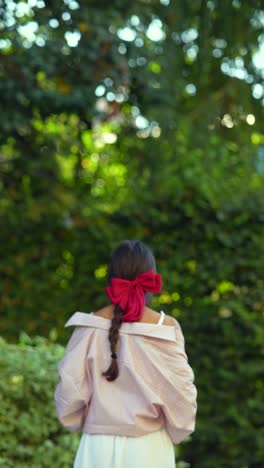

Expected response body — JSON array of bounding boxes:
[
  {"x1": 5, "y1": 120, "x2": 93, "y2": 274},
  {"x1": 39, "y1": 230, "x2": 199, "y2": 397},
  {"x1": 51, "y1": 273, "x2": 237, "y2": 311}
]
[
  {"x1": 159, "y1": 320, "x2": 198, "y2": 445},
  {"x1": 54, "y1": 326, "x2": 93, "y2": 432}
]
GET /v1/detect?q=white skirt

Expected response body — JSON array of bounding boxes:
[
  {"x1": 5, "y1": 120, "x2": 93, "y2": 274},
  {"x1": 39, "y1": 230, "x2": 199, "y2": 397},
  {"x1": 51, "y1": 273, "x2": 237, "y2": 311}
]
[{"x1": 73, "y1": 428, "x2": 176, "y2": 468}]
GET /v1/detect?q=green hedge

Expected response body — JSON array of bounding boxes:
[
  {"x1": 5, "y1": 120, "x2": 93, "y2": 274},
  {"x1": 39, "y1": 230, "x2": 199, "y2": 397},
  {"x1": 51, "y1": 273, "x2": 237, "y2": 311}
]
[{"x1": 0, "y1": 334, "x2": 80, "y2": 468}]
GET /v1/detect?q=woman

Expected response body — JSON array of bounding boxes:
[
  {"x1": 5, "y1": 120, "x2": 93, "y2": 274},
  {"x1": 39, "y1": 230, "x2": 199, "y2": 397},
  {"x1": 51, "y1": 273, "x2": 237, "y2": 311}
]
[{"x1": 54, "y1": 239, "x2": 198, "y2": 467}]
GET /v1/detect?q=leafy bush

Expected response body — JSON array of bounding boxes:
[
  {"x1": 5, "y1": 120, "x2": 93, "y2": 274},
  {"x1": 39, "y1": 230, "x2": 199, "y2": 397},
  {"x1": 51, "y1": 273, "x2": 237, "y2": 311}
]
[{"x1": 0, "y1": 333, "x2": 80, "y2": 468}]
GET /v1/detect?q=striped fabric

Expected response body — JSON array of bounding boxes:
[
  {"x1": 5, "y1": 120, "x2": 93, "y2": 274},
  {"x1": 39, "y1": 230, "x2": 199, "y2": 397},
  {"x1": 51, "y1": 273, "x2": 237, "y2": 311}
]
[{"x1": 54, "y1": 311, "x2": 198, "y2": 445}]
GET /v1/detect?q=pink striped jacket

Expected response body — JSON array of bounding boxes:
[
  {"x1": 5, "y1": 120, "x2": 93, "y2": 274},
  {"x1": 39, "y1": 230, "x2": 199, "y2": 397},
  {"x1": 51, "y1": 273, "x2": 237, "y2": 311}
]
[{"x1": 54, "y1": 310, "x2": 198, "y2": 445}]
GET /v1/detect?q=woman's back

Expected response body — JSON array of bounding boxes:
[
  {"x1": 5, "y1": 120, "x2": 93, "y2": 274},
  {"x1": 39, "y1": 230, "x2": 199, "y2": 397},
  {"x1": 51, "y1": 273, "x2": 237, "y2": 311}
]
[
  {"x1": 55, "y1": 308, "x2": 197, "y2": 444},
  {"x1": 54, "y1": 239, "x2": 197, "y2": 468}
]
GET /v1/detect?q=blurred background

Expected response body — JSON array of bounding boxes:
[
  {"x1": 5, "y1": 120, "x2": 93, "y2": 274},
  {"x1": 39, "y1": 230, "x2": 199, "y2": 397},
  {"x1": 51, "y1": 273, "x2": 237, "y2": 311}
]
[{"x1": 0, "y1": 0, "x2": 263, "y2": 466}]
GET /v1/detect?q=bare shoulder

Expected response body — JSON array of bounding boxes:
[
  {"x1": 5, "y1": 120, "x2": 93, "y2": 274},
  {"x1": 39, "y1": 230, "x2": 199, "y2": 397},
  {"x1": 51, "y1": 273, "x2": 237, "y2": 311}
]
[
  {"x1": 163, "y1": 314, "x2": 178, "y2": 326},
  {"x1": 166, "y1": 315, "x2": 183, "y2": 329},
  {"x1": 144, "y1": 307, "x2": 176, "y2": 326}
]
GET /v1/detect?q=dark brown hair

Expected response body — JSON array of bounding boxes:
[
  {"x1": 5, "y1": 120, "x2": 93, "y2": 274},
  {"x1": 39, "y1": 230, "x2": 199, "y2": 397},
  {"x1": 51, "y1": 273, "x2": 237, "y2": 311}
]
[{"x1": 101, "y1": 239, "x2": 157, "y2": 382}]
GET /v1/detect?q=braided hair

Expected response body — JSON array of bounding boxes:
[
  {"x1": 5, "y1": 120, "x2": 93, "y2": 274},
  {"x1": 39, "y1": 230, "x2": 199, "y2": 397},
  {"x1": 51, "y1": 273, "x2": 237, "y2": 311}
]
[{"x1": 101, "y1": 239, "x2": 157, "y2": 382}]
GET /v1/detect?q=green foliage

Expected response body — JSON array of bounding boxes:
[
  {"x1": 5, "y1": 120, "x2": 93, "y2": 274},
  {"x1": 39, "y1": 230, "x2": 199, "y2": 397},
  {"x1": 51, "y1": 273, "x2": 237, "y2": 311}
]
[
  {"x1": 0, "y1": 333, "x2": 80, "y2": 468},
  {"x1": 0, "y1": 0, "x2": 263, "y2": 466}
]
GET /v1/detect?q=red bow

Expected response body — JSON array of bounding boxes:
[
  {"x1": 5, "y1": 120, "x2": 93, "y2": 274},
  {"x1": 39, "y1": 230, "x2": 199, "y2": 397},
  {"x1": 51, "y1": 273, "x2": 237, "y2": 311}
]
[{"x1": 105, "y1": 269, "x2": 162, "y2": 322}]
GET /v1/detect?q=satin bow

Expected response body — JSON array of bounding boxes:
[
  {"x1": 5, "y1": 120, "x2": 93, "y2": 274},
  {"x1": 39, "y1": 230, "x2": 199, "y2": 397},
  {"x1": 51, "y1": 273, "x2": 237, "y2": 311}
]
[{"x1": 105, "y1": 269, "x2": 162, "y2": 322}]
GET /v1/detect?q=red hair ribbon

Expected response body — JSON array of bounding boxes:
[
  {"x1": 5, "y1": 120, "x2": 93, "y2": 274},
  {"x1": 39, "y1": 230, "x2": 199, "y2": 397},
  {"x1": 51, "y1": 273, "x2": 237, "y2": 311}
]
[{"x1": 105, "y1": 269, "x2": 162, "y2": 322}]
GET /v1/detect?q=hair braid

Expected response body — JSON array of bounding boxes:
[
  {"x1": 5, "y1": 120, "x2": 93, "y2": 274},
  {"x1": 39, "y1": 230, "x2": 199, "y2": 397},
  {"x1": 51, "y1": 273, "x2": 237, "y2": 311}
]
[
  {"x1": 103, "y1": 239, "x2": 157, "y2": 382},
  {"x1": 102, "y1": 304, "x2": 124, "y2": 381}
]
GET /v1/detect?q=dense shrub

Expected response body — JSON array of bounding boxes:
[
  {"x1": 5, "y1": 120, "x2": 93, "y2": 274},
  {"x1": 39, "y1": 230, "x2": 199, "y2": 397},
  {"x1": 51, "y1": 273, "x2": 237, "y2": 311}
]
[{"x1": 0, "y1": 334, "x2": 80, "y2": 468}]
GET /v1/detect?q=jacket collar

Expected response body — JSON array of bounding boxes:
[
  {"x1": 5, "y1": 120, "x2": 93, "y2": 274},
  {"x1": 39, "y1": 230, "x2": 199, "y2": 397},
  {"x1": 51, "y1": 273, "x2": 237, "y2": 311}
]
[{"x1": 65, "y1": 311, "x2": 177, "y2": 342}]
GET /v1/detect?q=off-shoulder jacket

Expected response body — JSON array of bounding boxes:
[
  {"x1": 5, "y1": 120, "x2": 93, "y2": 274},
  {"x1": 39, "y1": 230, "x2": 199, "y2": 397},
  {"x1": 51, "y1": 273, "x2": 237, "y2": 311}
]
[{"x1": 54, "y1": 311, "x2": 198, "y2": 445}]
